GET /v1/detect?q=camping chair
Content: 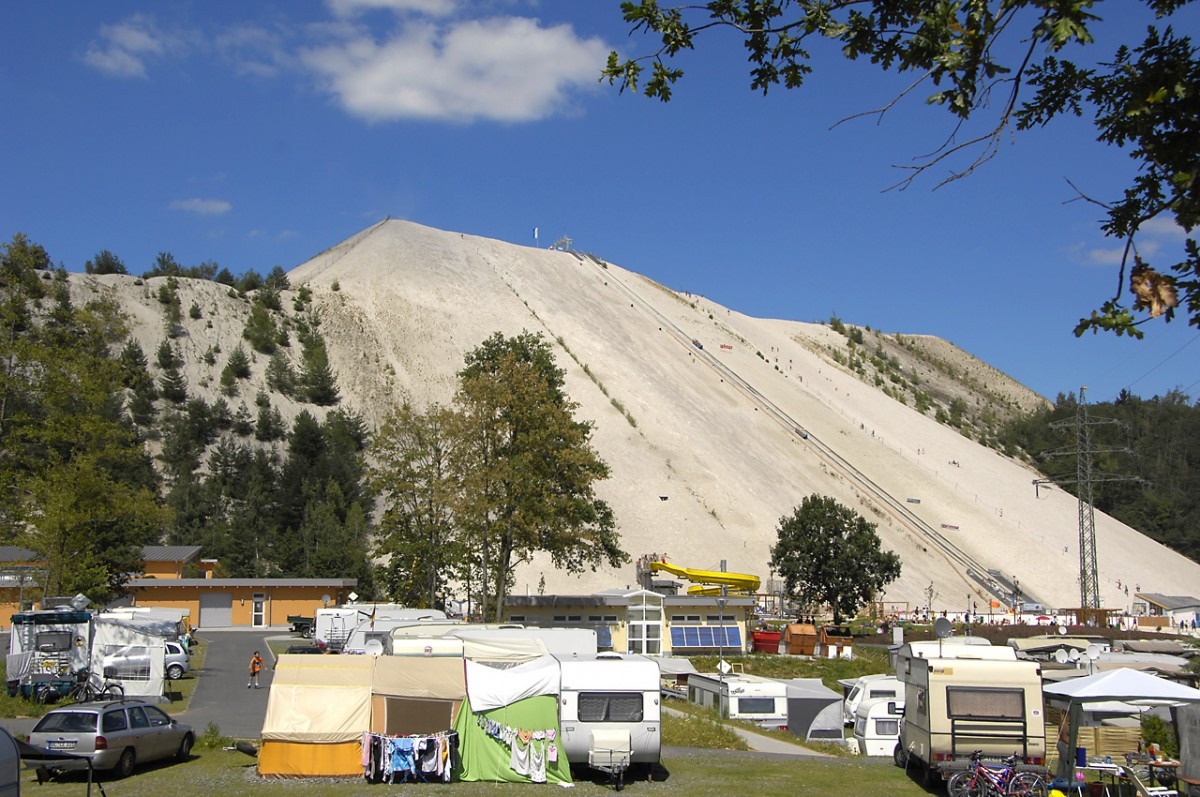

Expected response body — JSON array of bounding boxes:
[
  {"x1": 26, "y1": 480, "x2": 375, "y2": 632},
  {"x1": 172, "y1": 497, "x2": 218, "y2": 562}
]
[{"x1": 1124, "y1": 767, "x2": 1178, "y2": 797}]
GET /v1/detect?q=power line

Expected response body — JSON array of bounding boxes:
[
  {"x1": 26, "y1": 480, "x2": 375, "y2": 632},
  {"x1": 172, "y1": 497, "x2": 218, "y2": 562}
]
[{"x1": 1121, "y1": 332, "x2": 1200, "y2": 392}]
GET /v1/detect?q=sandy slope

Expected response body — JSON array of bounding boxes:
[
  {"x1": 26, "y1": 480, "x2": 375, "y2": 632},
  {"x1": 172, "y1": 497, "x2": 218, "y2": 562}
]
[
  {"x1": 74, "y1": 219, "x2": 1200, "y2": 613},
  {"x1": 283, "y1": 220, "x2": 1200, "y2": 612}
]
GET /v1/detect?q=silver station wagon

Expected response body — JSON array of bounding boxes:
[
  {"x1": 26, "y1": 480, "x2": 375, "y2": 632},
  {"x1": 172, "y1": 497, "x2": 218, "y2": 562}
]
[{"x1": 29, "y1": 700, "x2": 193, "y2": 778}]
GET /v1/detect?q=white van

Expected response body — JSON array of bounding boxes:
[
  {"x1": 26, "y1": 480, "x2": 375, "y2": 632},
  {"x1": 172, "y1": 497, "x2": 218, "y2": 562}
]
[
  {"x1": 688, "y1": 673, "x2": 789, "y2": 728},
  {"x1": 842, "y1": 674, "x2": 903, "y2": 725},
  {"x1": 854, "y1": 697, "x2": 904, "y2": 756}
]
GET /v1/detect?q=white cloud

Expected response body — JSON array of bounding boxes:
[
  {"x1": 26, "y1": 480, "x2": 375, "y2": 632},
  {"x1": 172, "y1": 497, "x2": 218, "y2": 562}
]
[
  {"x1": 277, "y1": 229, "x2": 301, "y2": 240},
  {"x1": 84, "y1": 15, "x2": 180, "y2": 78},
  {"x1": 1139, "y1": 216, "x2": 1193, "y2": 239},
  {"x1": 327, "y1": 0, "x2": 459, "y2": 18},
  {"x1": 170, "y1": 198, "x2": 232, "y2": 215},
  {"x1": 301, "y1": 16, "x2": 609, "y2": 122}
]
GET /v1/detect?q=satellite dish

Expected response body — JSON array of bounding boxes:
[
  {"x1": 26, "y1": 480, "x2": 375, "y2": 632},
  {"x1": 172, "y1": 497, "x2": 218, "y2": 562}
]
[
  {"x1": 1057, "y1": 625, "x2": 1068, "y2": 636},
  {"x1": 1053, "y1": 649, "x2": 1069, "y2": 664},
  {"x1": 348, "y1": 591, "x2": 359, "y2": 603},
  {"x1": 321, "y1": 594, "x2": 331, "y2": 607},
  {"x1": 717, "y1": 659, "x2": 732, "y2": 674},
  {"x1": 364, "y1": 638, "x2": 384, "y2": 656},
  {"x1": 1086, "y1": 644, "x2": 1101, "y2": 661},
  {"x1": 1069, "y1": 649, "x2": 1082, "y2": 662},
  {"x1": 69, "y1": 594, "x2": 91, "y2": 611},
  {"x1": 934, "y1": 617, "x2": 954, "y2": 640}
]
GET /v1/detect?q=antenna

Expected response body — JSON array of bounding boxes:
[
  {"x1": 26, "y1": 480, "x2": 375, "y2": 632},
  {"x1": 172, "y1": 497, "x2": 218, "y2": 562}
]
[
  {"x1": 934, "y1": 616, "x2": 953, "y2": 657},
  {"x1": 1053, "y1": 648, "x2": 1069, "y2": 664}
]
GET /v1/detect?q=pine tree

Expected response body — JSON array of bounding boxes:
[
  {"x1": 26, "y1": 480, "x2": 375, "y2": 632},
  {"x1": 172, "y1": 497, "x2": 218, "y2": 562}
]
[{"x1": 266, "y1": 352, "x2": 296, "y2": 397}]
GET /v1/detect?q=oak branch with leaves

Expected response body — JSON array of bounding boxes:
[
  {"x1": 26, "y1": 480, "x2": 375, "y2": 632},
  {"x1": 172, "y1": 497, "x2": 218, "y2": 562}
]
[{"x1": 603, "y1": 0, "x2": 1199, "y2": 338}]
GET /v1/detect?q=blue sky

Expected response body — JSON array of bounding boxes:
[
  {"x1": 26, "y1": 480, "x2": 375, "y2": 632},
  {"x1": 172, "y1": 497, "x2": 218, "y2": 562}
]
[{"x1": 2, "y1": 1, "x2": 1197, "y2": 404}]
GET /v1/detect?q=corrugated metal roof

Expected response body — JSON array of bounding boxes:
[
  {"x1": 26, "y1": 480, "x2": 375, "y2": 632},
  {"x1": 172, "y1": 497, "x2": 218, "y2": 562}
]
[
  {"x1": 0, "y1": 547, "x2": 37, "y2": 562},
  {"x1": 506, "y1": 595, "x2": 627, "y2": 607},
  {"x1": 127, "y1": 578, "x2": 357, "y2": 587},
  {"x1": 140, "y1": 545, "x2": 202, "y2": 562}
]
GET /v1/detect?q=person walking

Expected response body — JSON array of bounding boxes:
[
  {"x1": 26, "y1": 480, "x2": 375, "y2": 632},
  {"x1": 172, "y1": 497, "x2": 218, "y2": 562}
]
[{"x1": 247, "y1": 650, "x2": 264, "y2": 689}]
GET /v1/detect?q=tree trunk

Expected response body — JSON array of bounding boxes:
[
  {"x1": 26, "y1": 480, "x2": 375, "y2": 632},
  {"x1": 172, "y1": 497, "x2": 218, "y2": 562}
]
[{"x1": 491, "y1": 530, "x2": 513, "y2": 623}]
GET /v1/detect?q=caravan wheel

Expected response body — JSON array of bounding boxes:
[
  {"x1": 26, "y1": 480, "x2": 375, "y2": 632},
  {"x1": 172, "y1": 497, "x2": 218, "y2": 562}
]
[{"x1": 893, "y1": 743, "x2": 907, "y2": 768}]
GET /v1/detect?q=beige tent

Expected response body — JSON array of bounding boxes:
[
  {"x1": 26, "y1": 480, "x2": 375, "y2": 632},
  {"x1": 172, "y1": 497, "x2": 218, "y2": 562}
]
[{"x1": 259, "y1": 654, "x2": 466, "y2": 778}]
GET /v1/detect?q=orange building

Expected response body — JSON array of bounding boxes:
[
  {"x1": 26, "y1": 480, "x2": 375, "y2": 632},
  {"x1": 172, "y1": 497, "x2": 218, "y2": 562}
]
[
  {"x1": 0, "y1": 545, "x2": 354, "y2": 630},
  {"x1": 126, "y1": 577, "x2": 357, "y2": 628}
]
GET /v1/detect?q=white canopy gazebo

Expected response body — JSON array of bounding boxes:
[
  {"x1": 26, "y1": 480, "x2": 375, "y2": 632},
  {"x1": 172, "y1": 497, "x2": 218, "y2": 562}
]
[{"x1": 1043, "y1": 668, "x2": 1200, "y2": 783}]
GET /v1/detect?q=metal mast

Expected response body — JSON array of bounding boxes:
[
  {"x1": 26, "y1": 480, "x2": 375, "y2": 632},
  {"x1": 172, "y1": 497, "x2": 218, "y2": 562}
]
[
  {"x1": 1033, "y1": 387, "x2": 1142, "y2": 612},
  {"x1": 1075, "y1": 388, "x2": 1100, "y2": 609}
]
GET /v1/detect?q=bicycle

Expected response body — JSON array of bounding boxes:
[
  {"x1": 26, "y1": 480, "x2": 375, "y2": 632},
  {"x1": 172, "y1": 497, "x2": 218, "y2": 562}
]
[
  {"x1": 946, "y1": 751, "x2": 1046, "y2": 797},
  {"x1": 67, "y1": 670, "x2": 125, "y2": 703}
]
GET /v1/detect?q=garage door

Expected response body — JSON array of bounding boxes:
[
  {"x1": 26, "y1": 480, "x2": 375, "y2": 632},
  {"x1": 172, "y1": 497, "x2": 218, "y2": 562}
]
[{"x1": 199, "y1": 592, "x2": 233, "y2": 627}]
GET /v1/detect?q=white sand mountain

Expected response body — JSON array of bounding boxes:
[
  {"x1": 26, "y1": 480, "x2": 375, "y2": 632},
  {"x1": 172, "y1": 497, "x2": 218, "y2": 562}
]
[{"x1": 77, "y1": 219, "x2": 1200, "y2": 612}]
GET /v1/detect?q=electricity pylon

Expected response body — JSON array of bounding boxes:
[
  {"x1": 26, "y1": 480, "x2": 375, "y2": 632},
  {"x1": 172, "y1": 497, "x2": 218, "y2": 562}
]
[{"x1": 1032, "y1": 387, "x2": 1143, "y2": 610}]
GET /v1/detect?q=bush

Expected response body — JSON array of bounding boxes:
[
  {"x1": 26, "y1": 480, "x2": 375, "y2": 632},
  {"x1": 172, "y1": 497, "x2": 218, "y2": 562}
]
[{"x1": 199, "y1": 722, "x2": 233, "y2": 750}]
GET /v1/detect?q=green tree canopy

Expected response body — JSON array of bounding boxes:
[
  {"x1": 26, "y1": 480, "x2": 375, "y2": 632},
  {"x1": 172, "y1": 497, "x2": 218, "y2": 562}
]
[
  {"x1": 85, "y1": 249, "x2": 127, "y2": 275},
  {"x1": 770, "y1": 494, "x2": 901, "y2": 623},
  {"x1": 605, "y1": 1, "x2": 1199, "y2": 339},
  {"x1": 452, "y1": 331, "x2": 627, "y2": 621}
]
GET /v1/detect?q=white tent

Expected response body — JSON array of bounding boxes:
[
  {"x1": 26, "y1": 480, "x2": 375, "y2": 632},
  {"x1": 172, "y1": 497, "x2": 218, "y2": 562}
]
[{"x1": 1044, "y1": 668, "x2": 1200, "y2": 782}]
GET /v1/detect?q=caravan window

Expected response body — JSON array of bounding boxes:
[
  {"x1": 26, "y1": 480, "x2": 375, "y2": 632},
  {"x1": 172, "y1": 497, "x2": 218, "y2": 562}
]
[
  {"x1": 875, "y1": 719, "x2": 899, "y2": 736},
  {"x1": 737, "y1": 697, "x2": 776, "y2": 714},
  {"x1": 578, "y1": 692, "x2": 644, "y2": 723},
  {"x1": 947, "y1": 688, "x2": 1024, "y2": 720},
  {"x1": 36, "y1": 632, "x2": 73, "y2": 652},
  {"x1": 868, "y1": 689, "x2": 897, "y2": 699}
]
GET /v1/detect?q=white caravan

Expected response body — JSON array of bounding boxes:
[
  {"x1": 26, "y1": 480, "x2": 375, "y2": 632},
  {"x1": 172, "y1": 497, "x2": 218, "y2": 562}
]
[
  {"x1": 688, "y1": 673, "x2": 789, "y2": 729},
  {"x1": 556, "y1": 653, "x2": 661, "y2": 770},
  {"x1": 842, "y1": 674, "x2": 903, "y2": 725},
  {"x1": 854, "y1": 697, "x2": 905, "y2": 756}
]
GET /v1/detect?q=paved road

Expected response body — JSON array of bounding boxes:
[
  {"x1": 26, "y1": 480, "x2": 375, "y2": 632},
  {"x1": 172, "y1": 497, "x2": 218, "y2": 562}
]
[{"x1": 179, "y1": 627, "x2": 289, "y2": 739}]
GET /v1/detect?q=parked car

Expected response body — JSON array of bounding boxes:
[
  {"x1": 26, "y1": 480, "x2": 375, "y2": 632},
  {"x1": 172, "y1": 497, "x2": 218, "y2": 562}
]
[
  {"x1": 98, "y1": 642, "x2": 190, "y2": 681},
  {"x1": 29, "y1": 699, "x2": 194, "y2": 778}
]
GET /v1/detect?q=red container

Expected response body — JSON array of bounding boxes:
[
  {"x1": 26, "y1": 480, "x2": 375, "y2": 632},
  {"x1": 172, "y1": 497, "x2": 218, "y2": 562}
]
[{"x1": 751, "y1": 630, "x2": 781, "y2": 654}]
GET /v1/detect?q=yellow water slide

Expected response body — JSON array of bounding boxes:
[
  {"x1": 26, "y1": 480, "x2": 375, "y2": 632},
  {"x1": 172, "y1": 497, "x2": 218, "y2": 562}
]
[{"x1": 649, "y1": 559, "x2": 761, "y2": 595}]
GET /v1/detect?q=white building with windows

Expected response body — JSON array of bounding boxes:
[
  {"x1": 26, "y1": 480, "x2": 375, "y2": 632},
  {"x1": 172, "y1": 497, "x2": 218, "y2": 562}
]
[{"x1": 504, "y1": 589, "x2": 755, "y2": 656}]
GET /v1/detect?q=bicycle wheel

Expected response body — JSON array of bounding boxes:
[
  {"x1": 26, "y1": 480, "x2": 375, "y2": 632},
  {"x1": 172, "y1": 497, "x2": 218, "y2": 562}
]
[
  {"x1": 69, "y1": 683, "x2": 95, "y2": 703},
  {"x1": 100, "y1": 683, "x2": 124, "y2": 699},
  {"x1": 1005, "y1": 772, "x2": 1046, "y2": 797},
  {"x1": 947, "y1": 771, "x2": 972, "y2": 797}
]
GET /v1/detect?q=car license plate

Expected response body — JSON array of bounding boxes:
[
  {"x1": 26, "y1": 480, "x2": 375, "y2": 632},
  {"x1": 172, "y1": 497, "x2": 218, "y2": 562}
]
[{"x1": 47, "y1": 740, "x2": 76, "y2": 750}]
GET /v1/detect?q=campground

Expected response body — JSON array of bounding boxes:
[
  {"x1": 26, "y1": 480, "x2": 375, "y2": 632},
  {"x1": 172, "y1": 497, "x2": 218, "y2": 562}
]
[{"x1": 25, "y1": 745, "x2": 931, "y2": 796}]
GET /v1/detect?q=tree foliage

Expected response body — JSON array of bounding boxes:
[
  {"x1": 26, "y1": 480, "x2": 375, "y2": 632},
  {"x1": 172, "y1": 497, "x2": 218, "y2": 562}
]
[
  {"x1": 770, "y1": 494, "x2": 902, "y2": 623},
  {"x1": 0, "y1": 234, "x2": 166, "y2": 603},
  {"x1": 370, "y1": 332, "x2": 627, "y2": 620},
  {"x1": 1003, "y1": 388, "x2": 1200, "y2": 562},
  {"x1": 605, "y1": 1, "x2": 1200, "y2": 338}
]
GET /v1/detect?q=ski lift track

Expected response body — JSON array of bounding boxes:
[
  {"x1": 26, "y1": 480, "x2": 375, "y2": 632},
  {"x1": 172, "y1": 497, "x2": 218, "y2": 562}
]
[{"x1": 594, "y1": 262, "x2": 1011, "y2": 605}]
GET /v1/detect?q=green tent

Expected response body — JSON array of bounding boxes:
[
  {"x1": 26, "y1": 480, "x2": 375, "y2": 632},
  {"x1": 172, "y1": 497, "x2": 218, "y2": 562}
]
[{"x1": 452, "y1": 695, "x2": 572, "y2": 784}]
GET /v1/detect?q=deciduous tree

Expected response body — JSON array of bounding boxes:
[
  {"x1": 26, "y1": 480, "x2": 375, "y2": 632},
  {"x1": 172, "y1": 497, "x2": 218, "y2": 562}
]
[{"x1": 770, "y1": 494, "x2": 901, "y2": 623}]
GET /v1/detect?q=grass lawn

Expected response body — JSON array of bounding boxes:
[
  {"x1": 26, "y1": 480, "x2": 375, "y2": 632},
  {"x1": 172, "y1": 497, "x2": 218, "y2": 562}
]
[
  {"x1": 24, "y1": 745, "x2": 932, "y2": 797},
  {"x1": 686, "y1": 646, "x2": 890, "y2": 692}
]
